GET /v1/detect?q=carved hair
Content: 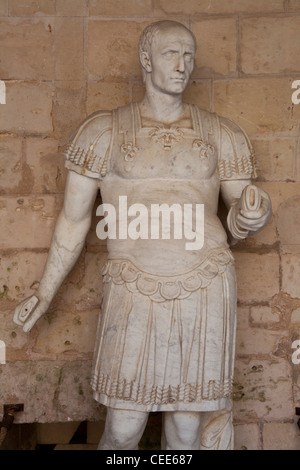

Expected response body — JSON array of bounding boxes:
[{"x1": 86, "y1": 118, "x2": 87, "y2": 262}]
[{"x1": 138, "y1": 20, "x2": 197, "y2": 82}]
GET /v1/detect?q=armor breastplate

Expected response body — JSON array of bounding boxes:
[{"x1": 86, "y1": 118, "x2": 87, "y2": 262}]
[{"x1": 108, "y1": 102, "x2": 220, "y2": 181}]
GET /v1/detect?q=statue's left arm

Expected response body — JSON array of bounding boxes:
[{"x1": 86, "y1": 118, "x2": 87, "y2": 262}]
[{"x1": 218, "y1": 116, "x2": 272, "y2": 241}]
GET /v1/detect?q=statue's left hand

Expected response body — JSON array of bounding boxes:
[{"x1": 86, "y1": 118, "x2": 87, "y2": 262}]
[{"x1": 236, "y1": 185, "x2": 272, "y2": 234}]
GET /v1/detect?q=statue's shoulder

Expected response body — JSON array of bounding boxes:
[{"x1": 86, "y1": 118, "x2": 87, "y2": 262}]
[
  {"x1": 71, "y1": 109, "x2": 113, "y2": 142},
  {"x1": 64, "y1": 110, "x2": 114, "y2": 179}
]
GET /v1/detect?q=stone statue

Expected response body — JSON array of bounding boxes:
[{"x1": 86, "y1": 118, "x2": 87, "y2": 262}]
[{"x1": 14, "y1": 20, "x2": 271, "y2": 450}]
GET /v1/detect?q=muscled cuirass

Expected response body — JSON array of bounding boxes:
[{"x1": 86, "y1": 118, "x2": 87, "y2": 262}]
[{"x1": 65, "y1": 102, "x2": 256, "y2": 275}]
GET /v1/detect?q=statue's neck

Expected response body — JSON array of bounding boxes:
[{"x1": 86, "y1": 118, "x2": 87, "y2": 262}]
[{"x1": 139, "y1": 90, "x2": 184, "y2": 125}]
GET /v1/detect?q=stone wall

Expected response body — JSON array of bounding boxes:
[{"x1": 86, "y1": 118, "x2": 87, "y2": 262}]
[{"x1": 0, "y1": 0, "x2": 300, "y2": 450}]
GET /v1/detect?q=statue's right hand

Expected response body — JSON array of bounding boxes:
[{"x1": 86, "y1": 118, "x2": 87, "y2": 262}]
[{"x1": 14, "y1": 295, "x2": 50, "y2": 333}]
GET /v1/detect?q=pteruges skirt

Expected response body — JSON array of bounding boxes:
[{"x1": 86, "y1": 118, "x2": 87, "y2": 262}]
[{"x1": 91, "y1": 249, "x2": 237, "y2": 412}]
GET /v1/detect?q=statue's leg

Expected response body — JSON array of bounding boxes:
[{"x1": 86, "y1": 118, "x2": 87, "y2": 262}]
[
  {"x1": 200, "y1": 407, "x2": 234, "y2": 450},
  {"x1": 98, "y1": 408, "x2": 149, "y2": 450},
  {"x1": 161, "y1": 411, "x2": 202, "y2": 450}
]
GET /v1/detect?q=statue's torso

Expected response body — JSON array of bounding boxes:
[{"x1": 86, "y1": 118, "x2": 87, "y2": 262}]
[{"x1": 100, "y1": 103, "x2": 228, "y2": 275}]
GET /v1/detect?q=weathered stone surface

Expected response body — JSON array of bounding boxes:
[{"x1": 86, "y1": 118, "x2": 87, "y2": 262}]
[
  {"x1": 253, "y1": 138, "x2": 296, "y2": 182},
  {"x1": 156, "y1": 0, "x2": 284, "y2": 14},
  {"x1": 214, "y1": 78, "x2": 300, "y2": 136},
  {"x1": 89, "y1": 0, "x2": 153, "y2": 16},
  {"x1": 87, "y1": 20, "x2": 148, "y2": 80},
  {"x1": 0, "y1": 19, "x2": 55, "y2": 80},
  {"x1": 0, "y1": 0, "x2": 8, "y2": 15},
  {"x1": 234, "y1": 252, "x2": 279, "y2": 303},
  {"x1": 0, "y1": 360, "x2": 105, "y2": 423},
  {"x1": 263, "y1": 422, "x2": 300, "y2": 450},
  {"x1": 191, "y1": 18, "x2": 237, "y2": 78},
  {"x1": 32, "y1": 308, "x2": 99, "y2": 357},
  {"x1": 87, "y1": 81, "x2": 130, "y2": 115},
  {"x1": 241, "y1": 16, "x2": 300, "y2": 75},
  {"x1": 0, "y1": 18, "x2": 84, "y2": 81},
  {"x1": 234, "y1": 423, "x2": 260, "y2": 450},
  {"x1": 250, "y1": 306, "x2": 280, "y2": 325},
  {"x1": 0, "y1": 81, "x2": 53, "y2": 134},
  {"x1": 236, "y1": 327, "x2": 287, "y2": 357},
  {"x1": 56, "y1": 0, "x2": 88, "y2": 16},
  {"x1": 9, "y1": 0, "x2": 56, "y2": 16},
  {"x1": 0, "y1": 195, "x2": 63, "y2": 249},
  {"x1": 52, "y1": 81, "x2": 86, "y2": 143},
  {"x1": 282, "y1": 254, "x2": 300, "y2": 299},
  {"x1": 233, "y1": 358, "x2": 294, "y2": 420},
  {"x1": 277, "y1": 195, "x2": 300, "y2": 253},
  {"x1": 25, "y1": 138, "x2": 67, "y2": 194},
  {"x1": 0, "y1": 136, "x2": 23, "y2": 194},
  {"x1": 0, "y1": 251, "x2": 48, "y2": 302},
  {"x1": 287, "y1": 0, "x2": 300, "y2": 9}
]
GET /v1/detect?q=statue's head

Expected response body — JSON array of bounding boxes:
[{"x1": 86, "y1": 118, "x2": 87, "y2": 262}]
[{"x1": 138, "y1": 20, "x2": 197, "y2": 95}]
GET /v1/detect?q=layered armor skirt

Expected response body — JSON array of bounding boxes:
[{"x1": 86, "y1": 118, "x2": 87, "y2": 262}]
[{"x1": 91, "y1": 249, "x2": 236, "y2": 412}]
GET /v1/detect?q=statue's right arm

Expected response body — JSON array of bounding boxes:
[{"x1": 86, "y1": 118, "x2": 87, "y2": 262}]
[{"x1": 14, "y1": 169, "x2": 99, "y2": 332}]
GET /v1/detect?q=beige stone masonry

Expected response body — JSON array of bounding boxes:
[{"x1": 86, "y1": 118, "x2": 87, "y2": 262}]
[
  {"x1": 241, "y1": 16, "x2": 300, "y2": 75},
  {"x1": 0, "y1": 81, "x2": 53, "y2": 134},
  {"x1": 214, "y1": 78, "x2": 300, "y2": 136},
  {"x1": 191, "y1": 18, "x2": 238, "y2": 77},
  {"x1": 155, "y1": 0, "x2": 285, "y2": 15}
]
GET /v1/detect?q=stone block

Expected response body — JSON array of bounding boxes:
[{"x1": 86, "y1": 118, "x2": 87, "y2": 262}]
[
  {"x1": 282, "y1": 254, "x2": 300, "y2": 298},
  {"x1": 236, "y1": 306, "x2": 250, "y2": 330},
  {"x1": 287, "y1": 0, "x2": 300, "y2": 9},
  {"x1": 250, "y1": 306, "x2": 280, "y2": 325},
  {"x1": 9, "y1": 0, "x2": 56, "y2": 16},
  {"x1": 25, "y1": 138, "x2": 67, "y2": 194},
  {"x1": 0, "y1": 306, "x2": 29, "y2": 351},
  {"x1": 234, "y1": 252, "x2": 279, "y2": 303},
  {"x1": 0, "y1": 195, "x2": 63, "y2": 249},
  {"x1": 252, "y1": 138, "x2": 296, "y2": 182},
  {"x1": 0, "y1": 19, "x2": 55, "y2": 81},
  {"x1": 233, "y1": 358, "x2": 294, "y2": 420},
  {"x1": 0, "y1": 360, "x2": 105, "y2": 423},
  {"x1": 0, "y1": 18, "x2": 84, "y2": 81},
  {"x1": 87, "y1": 20, "x2": 149, "y2": 81},
  {"x1": 0, "y1": 0, "x2": 8, "y2": 15},
  {"x1": 214, "y1": 78, "x2": 300, "y2": 137},
  {"x1": 156, "y1": 0, "x2": 284, "y2": 14},
  {"x1": 191, "y1": 18, "x2": 237, "y2": 78},
  {"x1": 53, "y1": 18, "x2": 85, "y2": 81},
  {"x1": 182, "y1": 80, "x2": 211, "y2": 111},
  {"x1": 263, "y1": 422, "x2": 300, "y2": 450},
  {"x1": 277, "y1": 195, "x2": 300, "y2": 253},
  {"x1": 236, "y1": 327, "x2": 287, "y2": 356},
  {"x1": 89, "y1": 0, "x2": 153, "y2": 16},
  {"x1": 234, "y1": 423, "x2": 260, "y2": 450},
  {"x1": 87, "y1": 81, "x2": 130, "y2": 115},
  {"x1": 291, "y1": 307, "x2": 300, "y2": 324},
  {"x1": 32, "y1": 308, "x2": 99, "y2": 357},
  {"x1": 52, "y1": 81, "x2": 86, "y2": 143},
  {"x1": 56, "y1": 0, "x2": 88, "y2": 16},
  {"x1": 241, "y1": 16, "x2": 300, "y2": 75},
  {"x1": 0, "y1": 136, "x2": 23, "y2": 194},
  {"x1": 0, "y1": 81, "x2": 53, "y2": 134},
  {"x1": 60, "y1": 250, "x2": 106, "y2": 311},
  {"x1": 0, "y1": 251, "x2": 48, "y2": 302}
]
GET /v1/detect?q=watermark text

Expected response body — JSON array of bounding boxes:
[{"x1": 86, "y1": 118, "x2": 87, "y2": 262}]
[{"x1": 96, "y1": 196, "x2": 204, "y2": 250}]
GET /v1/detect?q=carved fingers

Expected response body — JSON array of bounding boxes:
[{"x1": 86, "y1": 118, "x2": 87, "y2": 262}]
[{"x1": 237, "y1": 186, "x2": 272, "y2": 233}]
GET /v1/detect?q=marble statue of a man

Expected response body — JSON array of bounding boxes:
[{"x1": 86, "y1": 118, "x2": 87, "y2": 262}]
[{"x1": 14, "y1": 20, "x2": 271, "y2": 450}]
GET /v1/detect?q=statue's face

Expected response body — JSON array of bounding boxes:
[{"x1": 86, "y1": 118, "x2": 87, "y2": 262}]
[{"x1": 146, "y1": 26, "x2": 196, "y2": 96}]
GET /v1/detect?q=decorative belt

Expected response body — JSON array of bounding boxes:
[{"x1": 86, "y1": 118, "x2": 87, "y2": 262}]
[{"x1": 101, "y1": 248, "x2": 234, "y2": 302}]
